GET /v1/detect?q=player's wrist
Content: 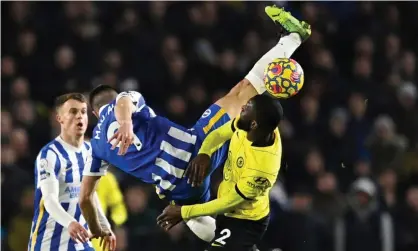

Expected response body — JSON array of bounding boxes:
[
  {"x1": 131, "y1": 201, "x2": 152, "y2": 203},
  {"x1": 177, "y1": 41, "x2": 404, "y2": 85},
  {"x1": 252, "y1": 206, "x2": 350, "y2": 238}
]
[
  {"x1": 197, "y1": 152, "x2": 211, "y2": 158},
  {"x1": 67, "y1": 220, "x2": 78, "y2": 228},
  {"x1": 180, "y1": 206, "x2": 190, "y2": 220},
  {"x1": 119, "y1": 120, "x2": 133, "y2": 125}
]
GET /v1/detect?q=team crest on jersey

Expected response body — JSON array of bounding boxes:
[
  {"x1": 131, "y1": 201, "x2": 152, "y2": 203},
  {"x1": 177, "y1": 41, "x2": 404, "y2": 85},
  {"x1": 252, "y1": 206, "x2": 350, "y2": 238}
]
[
  {"x1": 236, "y1": 157, "x2": 245, "y2": 168},
  {"x1": 39, "y1": 159, "x2": 48, "y2": 170},
  {"x1": 202, "y1": 109, "x2": 211, "y2": 118}
]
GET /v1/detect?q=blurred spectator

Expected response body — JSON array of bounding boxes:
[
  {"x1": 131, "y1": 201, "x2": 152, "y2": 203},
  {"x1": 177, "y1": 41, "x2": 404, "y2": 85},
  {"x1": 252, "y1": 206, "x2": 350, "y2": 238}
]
[
  {"x1": 392, "y1": 82, "x2": 418, "y2": 149},
  {"x1": 294, "y1": 95, "x2": 321, "y2": 145},
  {"x1": 1, "y1": 111, "x2": 13, "y2": 137},
  {"x1": 321, "y1": 108, "x2": 350, "y2": 169},
  {"x1": 312, "y1": 172, "x2": 346, "y2": 251},
  {"x1": 10, "y1": 77, "x2": 30, "y2": 101},
  {"x1": 10, "y1": 128, "x2": 32, "y2": 169},
  {"x1": 167, "y1": 54, "x2": 188, "y2": 86},
  {"x1": 304, "y1": 148, "x2": 326, "y2": 188},
  {"x1": 378, "y1": 168, "x2": 399, "y2": 212},
  {"x1": 238, "y1": 31, "x2": 262, "y2": 72},
  {"x1": 354, "y1": 36, "x2": 374, "y2": 59},
  {"x1": 354, "y1": 159, "x2": 372, "y2": 178},
  {"x1": 51, "y1": 45, "x2": 78, "y2": 95},
  {"x1": 346, "y1": 92, "x2": 371, "y2": 160},
  {"x1": 366, "y1": 115, "x2": 407, "y2": 173},
  {"x1": 395, "y1": 186, "x2": 418, "y2": 251},
  {"x1": 335, "y1": 177, "x2": 394, "y2": 251},
  {"x1": 12, "y1": 99, "x2": 50, "y2": 152},
  {"x1": 272, "y1": 188, "x2": 318, "y2": 251},
  {"x1": 400, "y1": 51, "x2": 416, "y2": 82},
  {"x1": 166, "y1": 94, "x2": 188, "y2": 125},
  {"x1": 1, "y1": 56, "x2": 17, "y2": 94},
  {"x1": 312, "y1": 172, "x2": 346, "y2": 224}
]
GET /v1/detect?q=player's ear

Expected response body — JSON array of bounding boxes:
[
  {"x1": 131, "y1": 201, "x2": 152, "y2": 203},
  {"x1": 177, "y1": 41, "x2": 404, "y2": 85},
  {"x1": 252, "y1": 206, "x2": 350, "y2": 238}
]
[
  {"x1": 250, "y1": 120, "x2": 258, "y2": 130},
  {"x1": 56, "y1": 113, "x2": 63, "y2": 124},
  {"x1": 55, "y1": 109, "x2": 64, "y2": 124}
]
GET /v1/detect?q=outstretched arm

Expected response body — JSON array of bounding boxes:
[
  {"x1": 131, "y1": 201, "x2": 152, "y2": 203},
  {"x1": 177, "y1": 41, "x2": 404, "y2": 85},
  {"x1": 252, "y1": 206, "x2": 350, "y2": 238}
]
[
  {"x1": 185, "y1": 118, "x2": 238, "y2": 186},
  {"x1": 79, "y1": 175, "x2": 104, "y2": 236},
  {"x1": 157, "y1": 187, "x2": 246, "y2": 231},
  {"x1": 181, "y1": 186, "x2": 246, "y2": 219},
  {"x1": 198, "y1": 118, "x2": 238, "y2": 157}
]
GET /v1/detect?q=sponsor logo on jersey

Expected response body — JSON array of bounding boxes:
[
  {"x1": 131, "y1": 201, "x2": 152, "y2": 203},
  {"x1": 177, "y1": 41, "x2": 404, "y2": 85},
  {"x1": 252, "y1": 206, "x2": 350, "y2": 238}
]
[
  {"x1": 65, "y1": 186, "x2": 81, "y2": 199},
  {"x1": 40, "y1": 172, "x2": 51, "y2": 181},
  {"x1": 202, "y1": 109, "x2": 211, "y2": 118},
  {"x1": 254, "y1": 177, "x2": 270, "y2": 186},
  {"x1": 246, "y1": 177, "x2": 271, "y2": 193},
  {"x1": 39, "y1": 159, "x2": 51, "y2": 180}
]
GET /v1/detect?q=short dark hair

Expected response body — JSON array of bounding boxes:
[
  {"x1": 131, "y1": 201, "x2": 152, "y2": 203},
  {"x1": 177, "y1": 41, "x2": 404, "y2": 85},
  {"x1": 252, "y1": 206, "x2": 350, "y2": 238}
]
[
  {"x1": 89, "y1": 85, "x2": 118, "y2": 111},
  {"x1": 252, "y1": 94, "x2": 284, "y2": 132},
  {"x1": 54, "y1": 93, "x2": 87, "y2": 111}
]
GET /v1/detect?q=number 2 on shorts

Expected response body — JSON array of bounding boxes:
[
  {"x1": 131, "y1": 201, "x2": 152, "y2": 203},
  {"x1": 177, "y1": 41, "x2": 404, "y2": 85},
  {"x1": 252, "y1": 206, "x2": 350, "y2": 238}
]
[{"x1": 214, "y1": 229, "x2": 231, "y2": 246}]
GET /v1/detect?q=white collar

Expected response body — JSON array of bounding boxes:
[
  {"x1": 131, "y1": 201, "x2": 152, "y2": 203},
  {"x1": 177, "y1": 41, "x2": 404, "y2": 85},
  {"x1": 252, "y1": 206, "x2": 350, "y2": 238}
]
[
  {"x1": 56, "y1": 136, "x2": 84, "y2": 152},
  {"x1": 98, "y1": 104, "x2": 108, "y2": 115}
]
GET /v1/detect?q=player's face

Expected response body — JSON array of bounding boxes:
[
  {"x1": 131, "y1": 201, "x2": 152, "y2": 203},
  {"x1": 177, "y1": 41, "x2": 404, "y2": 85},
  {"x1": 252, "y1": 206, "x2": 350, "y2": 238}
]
[
  {"x1": 56, "y1": 99, "x2": 88, "y2": 137},
  {"x1": 237, "y1": 100, "x2": 257, "y2": 132}
]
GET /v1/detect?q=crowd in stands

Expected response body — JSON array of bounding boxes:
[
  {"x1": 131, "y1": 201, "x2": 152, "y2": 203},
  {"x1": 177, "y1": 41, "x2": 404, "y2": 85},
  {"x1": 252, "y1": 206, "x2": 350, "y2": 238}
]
[{"x1": 1, "y1": 2, "x2": 418, "y2": 251}]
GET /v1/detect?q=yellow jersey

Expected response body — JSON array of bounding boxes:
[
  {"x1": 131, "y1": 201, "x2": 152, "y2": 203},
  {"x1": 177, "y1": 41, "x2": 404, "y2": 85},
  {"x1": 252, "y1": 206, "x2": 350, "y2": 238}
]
[
  {"x1": 219, "y1": 121, "x2": 282, "y2": 221},
  {"x1": 181, "y1": 118, "x2": 282, "y2": 222}
]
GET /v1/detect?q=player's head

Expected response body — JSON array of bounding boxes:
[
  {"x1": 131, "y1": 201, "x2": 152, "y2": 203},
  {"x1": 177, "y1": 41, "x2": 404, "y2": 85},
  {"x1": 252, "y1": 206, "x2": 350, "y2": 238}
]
[
  {"x1": 89, "y1": 85, "x2": 118, "y2": 117},
  {"x1": 55, "y1": 93, "x2": 88, "y2": 137},
  {"x1": 237, "y1": 95, "x2": 284, "y2": 134}
]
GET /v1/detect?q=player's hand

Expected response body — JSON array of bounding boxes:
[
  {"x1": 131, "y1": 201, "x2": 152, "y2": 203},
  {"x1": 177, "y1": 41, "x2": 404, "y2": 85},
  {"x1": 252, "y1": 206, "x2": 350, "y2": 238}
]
[
  {"x1": 68, "y1": 221, "x2": 90, "y2": 243},
  {"x1": 156, "y1": 205, "x2": 183, "y2": 231},
  {"x1": 185, "y1": 153, "x2": 211, "y2": 187},
  {"x1": 99, "y1": 231, "x2": 116, "y2": 251},
  {"x1": 108, "y1": 120, "x2": 134, "y2": 155}
]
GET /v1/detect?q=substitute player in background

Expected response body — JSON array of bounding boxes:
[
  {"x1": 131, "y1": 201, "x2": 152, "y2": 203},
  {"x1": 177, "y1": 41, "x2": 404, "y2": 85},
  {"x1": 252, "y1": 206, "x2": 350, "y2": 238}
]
[
  {"x1": 80, "y1": 5, "x2": 309, "y2": 242},
  {"x1": 158, "y1": 95, "x2": 283, "y2": 250},
  {"x1": 28, "y1": 93, "x2": 115, "y2": 251}
]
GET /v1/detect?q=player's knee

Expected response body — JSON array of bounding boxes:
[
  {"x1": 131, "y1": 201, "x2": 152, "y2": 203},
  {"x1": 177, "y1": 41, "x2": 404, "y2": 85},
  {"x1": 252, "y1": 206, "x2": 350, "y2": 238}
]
[{"x1": 186, "y1": 217, "x2": 216, "y2": 242}]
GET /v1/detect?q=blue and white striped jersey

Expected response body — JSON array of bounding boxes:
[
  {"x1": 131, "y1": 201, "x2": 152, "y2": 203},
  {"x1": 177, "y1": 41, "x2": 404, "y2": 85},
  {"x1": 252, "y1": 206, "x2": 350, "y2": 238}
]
[
  {"x1": 85, "y1": 91, "x2": 210, "y2": 203},
  {"x1": 28, "y1": 137, "x2": 94, "y2": 251}
]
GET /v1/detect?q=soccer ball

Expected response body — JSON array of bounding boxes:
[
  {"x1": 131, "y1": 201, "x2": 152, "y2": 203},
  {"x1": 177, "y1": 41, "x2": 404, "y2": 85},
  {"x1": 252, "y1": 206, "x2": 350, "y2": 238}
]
[{"x1": 263, "y1": 58, "x2": 304, "y2": 99}]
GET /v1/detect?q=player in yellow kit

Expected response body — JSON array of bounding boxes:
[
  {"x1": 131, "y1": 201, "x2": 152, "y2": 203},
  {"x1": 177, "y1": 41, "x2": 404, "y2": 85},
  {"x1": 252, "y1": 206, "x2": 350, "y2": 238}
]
[
  {"x1": 157, "y1": 95, "x2": 283, "y2": 250},
  {"x1": 91, "y1": 171, "x2": 127, "y2": 251}
]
